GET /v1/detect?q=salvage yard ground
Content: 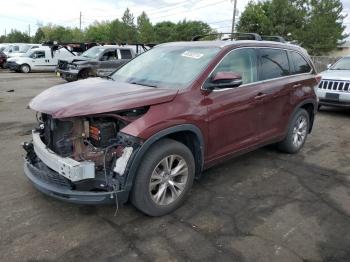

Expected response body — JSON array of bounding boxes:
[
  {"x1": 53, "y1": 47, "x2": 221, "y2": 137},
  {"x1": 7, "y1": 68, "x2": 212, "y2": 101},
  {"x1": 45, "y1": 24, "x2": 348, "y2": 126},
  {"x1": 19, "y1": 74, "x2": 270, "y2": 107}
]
[{"x1": 0, "y1": 70, "x2": 350, "y2": 262}]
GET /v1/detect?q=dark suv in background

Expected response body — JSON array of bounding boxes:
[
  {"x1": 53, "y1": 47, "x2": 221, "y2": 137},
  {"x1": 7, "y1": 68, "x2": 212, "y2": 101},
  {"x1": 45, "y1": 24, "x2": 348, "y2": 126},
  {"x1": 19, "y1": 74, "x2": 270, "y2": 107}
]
[{"x1": 23, "y1": 33, "x2": 320, "y2": 216}]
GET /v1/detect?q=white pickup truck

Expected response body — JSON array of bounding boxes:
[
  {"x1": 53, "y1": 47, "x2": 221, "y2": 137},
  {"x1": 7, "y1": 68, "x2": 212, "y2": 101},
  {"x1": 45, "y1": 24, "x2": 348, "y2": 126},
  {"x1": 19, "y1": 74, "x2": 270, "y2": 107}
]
[{"x1": 6, "y1": 46, "x2": 76, "y2": 73}]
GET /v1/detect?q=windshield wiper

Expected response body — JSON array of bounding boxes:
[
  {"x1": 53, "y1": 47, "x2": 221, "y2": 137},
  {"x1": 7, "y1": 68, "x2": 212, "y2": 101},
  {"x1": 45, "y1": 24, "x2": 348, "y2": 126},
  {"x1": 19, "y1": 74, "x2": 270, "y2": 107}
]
[{"x1": 130, "y1": 81, "x2": 157, "y2": 88}]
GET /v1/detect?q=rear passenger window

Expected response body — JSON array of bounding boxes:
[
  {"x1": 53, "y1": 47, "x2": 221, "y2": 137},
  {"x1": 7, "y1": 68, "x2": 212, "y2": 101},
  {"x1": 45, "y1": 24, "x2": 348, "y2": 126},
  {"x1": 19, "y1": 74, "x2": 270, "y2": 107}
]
[
  {"x1": 213, "y1": 48, "x2": 258, "y2": 85},
  {"x1": 120, "y1": 49, "x2": 132, "y2": 59},
  {"x1": 289, "y1": 51, "x2": 311, "y2": 74},
  {"x1": 259, "y1": 49, "x2": 290, "y2": 81}
]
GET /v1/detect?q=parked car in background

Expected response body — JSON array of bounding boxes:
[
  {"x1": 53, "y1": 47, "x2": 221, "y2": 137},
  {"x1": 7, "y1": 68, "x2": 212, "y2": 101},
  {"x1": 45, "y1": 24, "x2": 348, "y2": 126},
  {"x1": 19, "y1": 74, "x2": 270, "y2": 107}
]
[
  {"x1": 23, "y1": 34, "x2": 320, "y2": 216},
  {"x1": 316, "y1": 55, "x2": 350, "y2": 108},
  {"x1": 6, "y1": 44, "x2": 41, "y2": 58},
  {"x1": 0, "y1": 43, "x2": 8, "y2": 53},
  {"x1": 56, "y1": 45, "x2": 144, "y2": 81},
  {"x1": 7, "y1": 46, "x2": 76, "y2": 73},
  {"x1": 0, "y1": 52, "x2": 7, "y2": 68}
]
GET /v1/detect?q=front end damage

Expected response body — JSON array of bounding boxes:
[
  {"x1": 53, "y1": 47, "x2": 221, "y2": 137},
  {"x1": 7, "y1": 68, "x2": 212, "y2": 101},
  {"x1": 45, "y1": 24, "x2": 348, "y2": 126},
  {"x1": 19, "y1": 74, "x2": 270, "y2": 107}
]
[{"x1": 23, "y1": 108, "x2": 146, "y2": 204}]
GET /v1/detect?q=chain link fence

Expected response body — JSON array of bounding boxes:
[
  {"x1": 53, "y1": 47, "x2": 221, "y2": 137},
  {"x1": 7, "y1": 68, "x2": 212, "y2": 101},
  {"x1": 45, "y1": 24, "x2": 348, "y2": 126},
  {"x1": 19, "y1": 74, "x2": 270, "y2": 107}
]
[{"x1": 311, "y1": 56, "x2": 340, "y2": 73}]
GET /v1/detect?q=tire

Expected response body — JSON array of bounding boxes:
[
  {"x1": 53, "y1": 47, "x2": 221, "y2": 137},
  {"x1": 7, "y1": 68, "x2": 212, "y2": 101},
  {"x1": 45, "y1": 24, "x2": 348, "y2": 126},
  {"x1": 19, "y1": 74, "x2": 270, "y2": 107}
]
[
  {"x1": 79, "y1": 69, "x2": 89, "y2": 79},
  {"x1": 21, "y1": 64, "x2": 30, "y2": 73},
  {"x1": 277, "y1": 108, "x2": 310, "y2": 154},
  {"x1": 131, "y1": 139, "x2": 195, "y2": 216},
  {"x1": 318, "y1": 104, "x2": 322, "y2": 111}
]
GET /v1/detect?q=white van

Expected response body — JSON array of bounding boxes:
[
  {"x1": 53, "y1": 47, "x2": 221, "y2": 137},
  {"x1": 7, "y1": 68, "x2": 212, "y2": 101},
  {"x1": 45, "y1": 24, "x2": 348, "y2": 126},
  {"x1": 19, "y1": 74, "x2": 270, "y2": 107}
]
[{"x1": 6, "y1": 46, "x2": 76, "y2": 73}]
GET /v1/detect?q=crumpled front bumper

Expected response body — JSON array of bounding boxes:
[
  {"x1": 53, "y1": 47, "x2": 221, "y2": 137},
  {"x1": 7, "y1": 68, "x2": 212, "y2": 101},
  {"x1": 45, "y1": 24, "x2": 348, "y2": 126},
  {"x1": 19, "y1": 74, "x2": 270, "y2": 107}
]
[
  {"x1": 24, "y1": 159, "x2": 129, "y2": 205},
  {"x1": 56, "y1": 69, "x2": 79, "y2": 81}
]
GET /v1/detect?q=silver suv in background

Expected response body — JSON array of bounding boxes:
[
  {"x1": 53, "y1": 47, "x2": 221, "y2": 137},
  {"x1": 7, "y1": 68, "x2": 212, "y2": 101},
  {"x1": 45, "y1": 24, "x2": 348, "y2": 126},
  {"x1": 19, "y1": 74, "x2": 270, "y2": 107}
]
[
  {"x1": 56, "y1": 45, "x2": 138, "y2": 82},
  {"x1": 317, "y1": 56, "x2": 350, "y2": 108}
]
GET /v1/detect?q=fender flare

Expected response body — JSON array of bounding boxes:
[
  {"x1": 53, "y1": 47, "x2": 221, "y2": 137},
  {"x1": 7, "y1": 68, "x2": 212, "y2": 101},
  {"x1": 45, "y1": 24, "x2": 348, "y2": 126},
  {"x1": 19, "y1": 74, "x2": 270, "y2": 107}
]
[{"x1": 124, "y1": 124, "x2": 205, "y2": 191}]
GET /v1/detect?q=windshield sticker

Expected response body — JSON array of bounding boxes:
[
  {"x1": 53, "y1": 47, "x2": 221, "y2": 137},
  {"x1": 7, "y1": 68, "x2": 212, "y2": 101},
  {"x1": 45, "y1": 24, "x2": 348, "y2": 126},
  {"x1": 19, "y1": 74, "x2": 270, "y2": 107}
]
[{"x1": 181, "y1": 51, "x2": 204, "y2": 59}]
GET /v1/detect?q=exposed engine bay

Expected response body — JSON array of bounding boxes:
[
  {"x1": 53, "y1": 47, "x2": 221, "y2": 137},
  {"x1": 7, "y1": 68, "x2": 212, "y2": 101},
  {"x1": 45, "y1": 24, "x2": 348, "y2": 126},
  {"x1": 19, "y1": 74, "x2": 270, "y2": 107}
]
[{"x1": 24, "y1": 108, "x2": 147, "y2": 193}]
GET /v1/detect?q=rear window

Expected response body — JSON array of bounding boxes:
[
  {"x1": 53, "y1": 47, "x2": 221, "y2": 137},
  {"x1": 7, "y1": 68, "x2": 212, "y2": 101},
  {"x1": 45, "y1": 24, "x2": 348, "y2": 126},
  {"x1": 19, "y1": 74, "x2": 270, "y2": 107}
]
[
  {"x1": 258, "y1": 48, "x2": 290, "y2": 81},
  {"x1": 120, "y1": 49, "x2": 132, "y2": 59},
  {"x1": 289, "y1": 51, "x2": 312, "y2": 74}
]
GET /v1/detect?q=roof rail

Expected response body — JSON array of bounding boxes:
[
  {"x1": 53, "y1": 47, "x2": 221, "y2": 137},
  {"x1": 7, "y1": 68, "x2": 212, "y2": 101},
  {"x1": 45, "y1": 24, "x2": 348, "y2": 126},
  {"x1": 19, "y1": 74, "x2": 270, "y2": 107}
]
[
  {"x1": 261, "y1": 36, "x2": 286, "y2": 43},
  {"x1": 192, "y1": 32, "x2": 262, "y2": 41}
]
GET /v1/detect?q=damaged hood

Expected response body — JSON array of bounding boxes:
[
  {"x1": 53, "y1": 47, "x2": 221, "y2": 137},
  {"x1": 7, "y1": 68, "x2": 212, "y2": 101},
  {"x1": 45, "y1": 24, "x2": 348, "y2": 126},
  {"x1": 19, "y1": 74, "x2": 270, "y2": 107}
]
[
  {"x1": 29, "y1": 78, "x2": 178, "y2": 118},
  {"x1": 61, "y1": 56, "x2": 92, "y2": 64}
]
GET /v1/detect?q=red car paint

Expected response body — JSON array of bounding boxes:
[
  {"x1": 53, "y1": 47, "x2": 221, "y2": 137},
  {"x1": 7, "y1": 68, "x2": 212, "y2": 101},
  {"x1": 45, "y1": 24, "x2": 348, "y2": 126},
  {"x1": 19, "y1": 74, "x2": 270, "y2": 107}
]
[{"x1": 30, "y1": 41, "x2": 318, "y2": 169}]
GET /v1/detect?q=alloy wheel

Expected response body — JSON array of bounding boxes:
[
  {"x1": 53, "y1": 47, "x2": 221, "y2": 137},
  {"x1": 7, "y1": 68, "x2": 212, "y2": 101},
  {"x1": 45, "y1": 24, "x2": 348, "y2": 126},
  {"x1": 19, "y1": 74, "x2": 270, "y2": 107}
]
[
  {"x1": 292, "y1": 115, "x2": 308, "y2": 149},
  {"x1": 149, "y1": 154, "x2": 189, "y2": 206}
]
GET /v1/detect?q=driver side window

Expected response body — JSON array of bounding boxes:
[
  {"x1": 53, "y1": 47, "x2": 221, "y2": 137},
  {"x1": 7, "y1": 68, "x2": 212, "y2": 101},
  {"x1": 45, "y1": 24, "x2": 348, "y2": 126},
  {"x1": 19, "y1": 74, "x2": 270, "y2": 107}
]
[{"x1": 213, "y1": 48, "x2": 258, "y2": 85}]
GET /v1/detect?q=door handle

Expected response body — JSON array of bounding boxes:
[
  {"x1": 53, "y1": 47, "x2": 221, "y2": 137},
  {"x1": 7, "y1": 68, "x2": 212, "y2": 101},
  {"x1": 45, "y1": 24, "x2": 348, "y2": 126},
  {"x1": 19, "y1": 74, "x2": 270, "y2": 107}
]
[
  {"x1": 254, "y1": 93, "x2": 267, "y2": 100},
  {"x1": 293, "y1": 83, "x2": 302, "y2": 88}
]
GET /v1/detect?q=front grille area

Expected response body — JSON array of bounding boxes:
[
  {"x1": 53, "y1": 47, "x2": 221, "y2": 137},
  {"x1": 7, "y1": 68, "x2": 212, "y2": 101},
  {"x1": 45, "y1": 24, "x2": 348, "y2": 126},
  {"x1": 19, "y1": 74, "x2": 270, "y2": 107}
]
[{"x1": 318, "y1": 80, "x2": 350, "y2": 92}]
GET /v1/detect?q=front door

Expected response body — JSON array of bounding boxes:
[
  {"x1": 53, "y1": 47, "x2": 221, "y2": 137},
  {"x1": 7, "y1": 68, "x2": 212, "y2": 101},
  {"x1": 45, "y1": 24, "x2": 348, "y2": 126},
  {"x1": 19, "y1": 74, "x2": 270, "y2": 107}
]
[
  {"x1": 206, "y1": 48, "x2": 264, "y2": 162},
  {"x1": 98, "y1": 50, "x2": 119, "y2": 76}
]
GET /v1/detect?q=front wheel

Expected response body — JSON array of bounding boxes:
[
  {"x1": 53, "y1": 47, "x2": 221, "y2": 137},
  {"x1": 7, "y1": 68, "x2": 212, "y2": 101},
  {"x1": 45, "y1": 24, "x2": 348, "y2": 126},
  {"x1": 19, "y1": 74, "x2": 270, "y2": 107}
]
[
  {"x1": 277, "y1": 109, "x2": 310, "y2": 154},
  {"x1": 131, "y1": 139, "x2": 195, "y2": 216},
  {"x1": 21, "y1": 64, "x2": 30, "y2": 73}
]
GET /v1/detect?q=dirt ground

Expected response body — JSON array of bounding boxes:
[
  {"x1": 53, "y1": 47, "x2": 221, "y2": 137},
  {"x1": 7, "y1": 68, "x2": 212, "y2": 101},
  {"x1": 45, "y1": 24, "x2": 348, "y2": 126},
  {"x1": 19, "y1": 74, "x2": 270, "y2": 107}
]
[{"x1": 0, "y1": 70, "x2": 350, "y2": 262}]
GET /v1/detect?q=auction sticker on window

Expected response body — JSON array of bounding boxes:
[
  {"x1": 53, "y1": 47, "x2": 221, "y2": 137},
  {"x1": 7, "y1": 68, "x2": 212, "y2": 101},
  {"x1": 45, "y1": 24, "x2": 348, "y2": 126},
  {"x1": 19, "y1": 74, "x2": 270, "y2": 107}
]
[{"x1": 181, "y1": 51, "x2": 204, "y2": 59}]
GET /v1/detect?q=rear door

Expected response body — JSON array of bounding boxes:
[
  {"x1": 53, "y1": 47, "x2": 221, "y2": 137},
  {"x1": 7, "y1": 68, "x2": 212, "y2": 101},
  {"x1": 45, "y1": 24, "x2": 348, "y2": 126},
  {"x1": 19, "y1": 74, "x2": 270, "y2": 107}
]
[
  {"x1": 206, "y1": 48, "x2": 264, "y2": 162},
  {"x1": 30, "y1": 50, "x2": 48, "y2": 71},
  {"x1": 256, "y1": 48, "x2": 294, "y2": 141}
]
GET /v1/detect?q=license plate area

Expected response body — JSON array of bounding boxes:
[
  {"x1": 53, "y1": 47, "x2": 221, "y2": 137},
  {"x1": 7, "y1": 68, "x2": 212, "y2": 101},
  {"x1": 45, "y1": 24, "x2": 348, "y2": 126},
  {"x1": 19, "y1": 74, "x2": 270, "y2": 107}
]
[{"x1": 325, "y1": 93, "x2": 339, "y2": 101}]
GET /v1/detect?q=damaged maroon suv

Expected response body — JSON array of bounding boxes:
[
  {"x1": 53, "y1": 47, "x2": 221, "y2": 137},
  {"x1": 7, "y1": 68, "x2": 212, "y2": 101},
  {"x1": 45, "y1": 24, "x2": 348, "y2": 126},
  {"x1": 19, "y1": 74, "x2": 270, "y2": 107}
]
[{"x1": 23, "y1": 35, "x2": 320, "y2": 216}]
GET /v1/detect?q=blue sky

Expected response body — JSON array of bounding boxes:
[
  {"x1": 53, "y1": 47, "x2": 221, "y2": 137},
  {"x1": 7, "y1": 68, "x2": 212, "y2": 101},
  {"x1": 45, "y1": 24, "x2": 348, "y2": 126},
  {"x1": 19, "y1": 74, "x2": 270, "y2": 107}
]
[{"x1": 0, "y1": 0, "x2": 349, "y2": 38}]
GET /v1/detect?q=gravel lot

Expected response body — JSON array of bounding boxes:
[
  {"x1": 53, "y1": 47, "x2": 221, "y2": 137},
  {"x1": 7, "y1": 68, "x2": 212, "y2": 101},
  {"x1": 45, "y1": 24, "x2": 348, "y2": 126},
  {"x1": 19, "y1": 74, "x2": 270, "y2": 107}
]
[{"x1": 0, "y1": 70, "x2": 350, "y2": 262}]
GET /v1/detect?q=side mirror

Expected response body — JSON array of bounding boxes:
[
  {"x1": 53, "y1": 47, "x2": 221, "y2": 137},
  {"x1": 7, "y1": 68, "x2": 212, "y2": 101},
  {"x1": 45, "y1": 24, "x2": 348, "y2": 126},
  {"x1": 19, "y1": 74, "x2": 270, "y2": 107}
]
[
  {"x1": 327, "y1": 64, "x2": 332, "y2": 69},
  {"x1": 204, "y1": 72, "x2": 243, "y2": 90}
]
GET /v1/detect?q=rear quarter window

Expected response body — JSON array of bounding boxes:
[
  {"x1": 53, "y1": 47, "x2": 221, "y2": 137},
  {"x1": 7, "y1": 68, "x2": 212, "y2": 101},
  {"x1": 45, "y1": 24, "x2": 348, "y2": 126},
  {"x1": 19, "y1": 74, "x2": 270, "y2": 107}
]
[
  {"x1": 120, "y1": 49, "x2": 132, "y2": 59},
  {"x1": 288, "y1": 51, "x2": 312, "y2": 74},
  {"x1": 258, "y1": 48, "x2": 290, "y2": 81}
]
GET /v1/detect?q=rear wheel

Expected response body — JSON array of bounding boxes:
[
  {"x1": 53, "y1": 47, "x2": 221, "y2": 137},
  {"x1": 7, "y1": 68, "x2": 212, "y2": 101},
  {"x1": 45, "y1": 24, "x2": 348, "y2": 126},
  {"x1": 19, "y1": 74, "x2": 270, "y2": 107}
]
[
  {"x1": 21, "y1": 64, "x2": 30, "y2": 73},
  {"x1": 277, "y1": 109, "x2": 310, "y2": 154},
  {"x1": 131, "y1": 139, "x2": 195, "y2": 216}
]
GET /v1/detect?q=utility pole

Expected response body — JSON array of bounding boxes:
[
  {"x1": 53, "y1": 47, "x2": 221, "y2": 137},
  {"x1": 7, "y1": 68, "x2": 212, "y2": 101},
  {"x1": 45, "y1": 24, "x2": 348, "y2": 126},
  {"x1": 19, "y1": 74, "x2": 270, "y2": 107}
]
[
  {"x1": 231, "y1": 0, "x2": 237, "y2": 34},
  {"x1": 79, "y1": 11, "x2": 82, "y2": 31},
  {"x1": 28, "y1": 24, "x2": 31, "y2": 37}
]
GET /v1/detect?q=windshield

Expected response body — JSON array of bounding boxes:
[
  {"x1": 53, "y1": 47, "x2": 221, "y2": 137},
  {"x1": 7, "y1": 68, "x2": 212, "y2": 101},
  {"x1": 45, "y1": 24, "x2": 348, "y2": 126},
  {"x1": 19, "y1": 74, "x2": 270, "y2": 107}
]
[
  {"x1": 111, "y1": 46, "x2": 220, "y2": 89},
  {"x1": 81, "y1": 46, "x2": 105, "y2": 59},
  {"x1": 331, "y1": 57, "x2": 350, "y2": 70},
  {"x1": 0, "y1": 47, "x2": 5, "y2": 52}
]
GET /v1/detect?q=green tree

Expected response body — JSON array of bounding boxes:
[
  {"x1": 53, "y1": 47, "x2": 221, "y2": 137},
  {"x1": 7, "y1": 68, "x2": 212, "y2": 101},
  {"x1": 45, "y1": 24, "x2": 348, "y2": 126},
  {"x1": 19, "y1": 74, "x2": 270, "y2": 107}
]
[
  {"x1": 121, "y1": 8, "x2": 137, "y2": 43},
  {"x1": 85, "y1": 21, "x2": 111, "y2": 42},
  {"x1": 154, "y1": 21, "x2": 177, "y2": 42},
  {"x1": 33, "y1": 28, "x2": 45, "y2": 43},
  {"x1": 175, "y1": 20, "x2": 213, "y2": 41},
  {"x1": 137, "y1": 11, "x2": 155, "y2": 43},
  {"x1": 6, "y1": 29, "x2": 30, "y2": 43},
  {"x1": 237, "y1": 0, "x2": 347, "y2": 55},
  {"x1": 298, "y1": 0, "x2": 347, "y2": 55}
]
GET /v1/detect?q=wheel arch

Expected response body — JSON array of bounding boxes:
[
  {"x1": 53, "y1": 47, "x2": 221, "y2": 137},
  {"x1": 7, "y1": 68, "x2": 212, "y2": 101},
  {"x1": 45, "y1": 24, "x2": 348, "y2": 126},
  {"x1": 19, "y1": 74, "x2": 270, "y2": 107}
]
[
  {"x1": 125, "y1": 124, "x2": 205, "y2": 192},
  {"x1": 288, "y1": 99, "x2": 317, "y2": 134},
  {"x1": 21, "y1": 63, "x2": 31, "y2": 73}
]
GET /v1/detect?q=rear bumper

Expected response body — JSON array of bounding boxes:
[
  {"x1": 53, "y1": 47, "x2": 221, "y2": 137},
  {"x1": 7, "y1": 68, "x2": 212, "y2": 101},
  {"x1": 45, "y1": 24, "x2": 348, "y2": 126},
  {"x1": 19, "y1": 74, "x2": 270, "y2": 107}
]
[{"x1": 24, "y1": 160, "x2": 129, "y2": 205}]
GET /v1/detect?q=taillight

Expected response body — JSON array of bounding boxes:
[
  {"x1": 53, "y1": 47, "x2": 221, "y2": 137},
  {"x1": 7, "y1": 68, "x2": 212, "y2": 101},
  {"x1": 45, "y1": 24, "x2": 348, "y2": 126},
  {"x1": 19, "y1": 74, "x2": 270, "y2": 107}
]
[{"x1": 315, "y1": 74, "x2": 322, "y2": 84}]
